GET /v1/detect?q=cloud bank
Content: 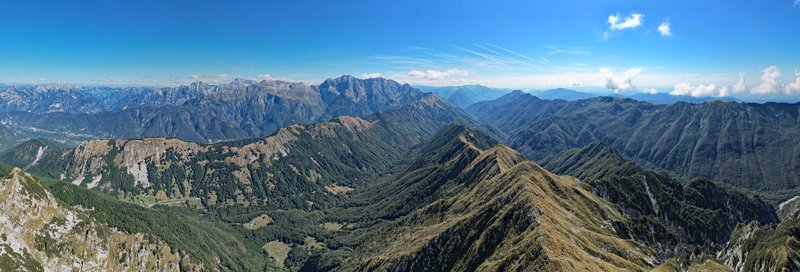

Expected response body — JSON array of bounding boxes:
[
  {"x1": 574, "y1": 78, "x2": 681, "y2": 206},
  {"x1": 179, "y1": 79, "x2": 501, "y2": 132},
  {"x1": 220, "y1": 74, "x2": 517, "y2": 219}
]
[
  {"x1": 669, "y1": 66, "x2": 800, "y2": 97},
  {"x1": 600, "y1": 67, "x2": 643, "y2": 92}
]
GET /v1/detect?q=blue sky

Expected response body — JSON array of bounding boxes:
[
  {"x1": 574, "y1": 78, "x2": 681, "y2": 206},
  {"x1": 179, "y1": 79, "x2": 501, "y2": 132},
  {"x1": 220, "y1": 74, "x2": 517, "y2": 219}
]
[{"x1": 2, "y1": 0, "x2": 800, "y2": 97}]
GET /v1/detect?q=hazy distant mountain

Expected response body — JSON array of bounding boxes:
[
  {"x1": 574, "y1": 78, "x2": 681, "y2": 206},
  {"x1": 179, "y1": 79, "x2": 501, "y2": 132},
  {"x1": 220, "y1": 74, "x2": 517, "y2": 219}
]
[
  {"x1": 469, "y1": 91, "x2": 800, "y2": 198},
  {"x1": 0, "y1": 76, "x2": 429, "y2": 146},
  {"x1": 624, "y1": 92, "x2": 738, "y2": 104},
  {"x1": 529, "y1": 88, "x2": 598, "y2": 101},
  {"x1": 418, "y1": 84, "x2": 510, "y2": 107},
  {"x1": 0, "y1": 85, "x2": 109, "y2": 113}
]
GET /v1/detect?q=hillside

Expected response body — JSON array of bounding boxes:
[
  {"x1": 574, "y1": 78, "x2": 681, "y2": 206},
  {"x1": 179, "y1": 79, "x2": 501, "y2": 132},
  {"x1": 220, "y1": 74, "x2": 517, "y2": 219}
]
[
  {"x1": 545, "y1": 143, "x2": 778, "y2": 260},
  {"x1": 469, "y1": 92, "x2": 800, "y2": 198},
  {"x1": 317, "y1": 125, "x2": 657, "y2": 271},
  {"x1": 3, "y1": 119, "x2": 787, "y2": 271},
  {"x1": 1, "y1": 95, "x2": 489, "y2": 211},
  {"x1": 0, "y1": 166, "x2": 204, "y2": 271}
]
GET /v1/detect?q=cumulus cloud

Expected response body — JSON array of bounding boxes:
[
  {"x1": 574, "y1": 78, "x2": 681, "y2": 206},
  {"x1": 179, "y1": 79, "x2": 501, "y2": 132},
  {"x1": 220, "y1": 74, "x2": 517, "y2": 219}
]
[
  {"x1": 665, "y1": 66, "x2": 800, "y2": 98},
  {"x1": 733, "y1": 73, "x2": 746, "y2": 93},
  {"x1": 748, "y1": 66, "x2": 800, "y2": 95},
  {"x1": 257, "y1": 74, "x2": 272, "y2": 80},
  {"x1": 190, "y1": 73, "x2": 228, "y2": 83},
  {"x1": 407, "y1": 69, "x2": 470, "y2": 80},
  {"x1": 658, "y1": 19, "x2": 672, "y2": 36},
  {"x1": 785, "y1": 69, "x2": 800, "y2": 95},
  {"x1": 599, "y1": 67, "x2": 643, "y2": 92},
  {"x1": 361, "y1": 73, "x2": 382, "y2": 79},
  {"x1": 608, "y1": 13, "x2": 644, "y2": 30},
  {"x1": 670, "y1": 83, "x2": 730, "y2": 97},
  {"x1": 753, "y1": 66, "x2": 782, "y2": 94}
]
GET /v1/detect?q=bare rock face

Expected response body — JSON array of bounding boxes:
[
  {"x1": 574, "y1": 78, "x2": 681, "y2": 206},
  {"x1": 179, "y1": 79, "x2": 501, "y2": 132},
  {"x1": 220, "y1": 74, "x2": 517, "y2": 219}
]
[{"x1": 0, "y1": 167, "x2": 201, "y2": 271}]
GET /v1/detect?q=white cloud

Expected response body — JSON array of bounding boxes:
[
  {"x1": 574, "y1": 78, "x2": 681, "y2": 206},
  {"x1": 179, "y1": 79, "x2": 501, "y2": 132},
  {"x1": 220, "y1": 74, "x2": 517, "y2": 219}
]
[
  {"x1": 670, "y1": 83, "x2": 729, "y2": 97},
  {"x1": 361, "y1": 73, "x2": 382, "y2": 79},
  {"x1": 190, "y1": 73, "x2": 228, "y2": 83},
  {"x1": 257, "y1": 74, "x2": 272, "y2": 80},
  {"x1": 388, "y1": 68, "x2": 478, "y2": 86},
  {"x1": 664, "y1": 66, "x2": 800, "y2": 98},
  {"x1": 733, "y1": 73, "x2": 747, "y2": 93},
  {"x1": 648, "y1": 88, "x2": 658, "y2": 95},
  {"x1": 658, "y1": 19, "x2": 672, "y2": 36},
  {"x1": 608, "y1": 13, "x2": 644, "y2": 30},
  {"x1": 785, "y1": 69, "x2": 800, "y2": 95},
  {"x1": 599, "y1": 67, "x2": 643, "y2": 92},
  {"x1": 753, "y1": 66, "x2": 782, "y2": 94},
  {"x1": 407, "y1": 69, "x2": 470, "y2": 80},
  {"x1": 548, "y1": 46, "x2": 591, "y2": 55}
]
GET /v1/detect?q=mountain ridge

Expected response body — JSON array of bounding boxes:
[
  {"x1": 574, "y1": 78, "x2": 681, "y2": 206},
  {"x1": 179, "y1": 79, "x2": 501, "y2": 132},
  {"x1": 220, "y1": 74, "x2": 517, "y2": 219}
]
[{"x1": 470, "y1": 91, "x2": 800, "y2": 198}]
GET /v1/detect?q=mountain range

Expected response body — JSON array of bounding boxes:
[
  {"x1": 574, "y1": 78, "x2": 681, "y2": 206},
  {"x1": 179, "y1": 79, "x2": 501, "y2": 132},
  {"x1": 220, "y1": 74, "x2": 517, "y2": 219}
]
[
  {"x1": 468, "y1": 91, "x2": 800, "y2": 200},
  {"x1": 0, "y1": 76, "x2": 426, "y2": 148},
  {"x1": 2, "y1": 76, "x2": 800, "y2": 271}
]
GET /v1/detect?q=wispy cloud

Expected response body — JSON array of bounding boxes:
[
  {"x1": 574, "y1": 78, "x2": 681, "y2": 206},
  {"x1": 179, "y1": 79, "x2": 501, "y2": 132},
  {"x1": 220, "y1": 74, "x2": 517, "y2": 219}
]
[
  {"x1": 190, "y1": 73, "x2": 229, "y2": 83},
  {"x1": 548, "y1": 46, "x2": 591, "y2": 55},
  {"x1": 485, "y1": 44, "x2": 550, "y2": 64},
  {"x1": 407, "y1": 69, "x2": 469, "y2": 80},
  {"x1": 361, "y1": 73, "x2": 382, "y2": 78},
  {"x1": 370, "y1": 55, "x2": 435, "y2": 66}
]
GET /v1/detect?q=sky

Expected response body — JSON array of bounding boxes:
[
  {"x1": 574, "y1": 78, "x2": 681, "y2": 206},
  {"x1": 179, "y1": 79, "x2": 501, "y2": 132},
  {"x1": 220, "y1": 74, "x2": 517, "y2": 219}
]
[{"x1": 1, "y1": 0, "x2": 800, "y2": 98}]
